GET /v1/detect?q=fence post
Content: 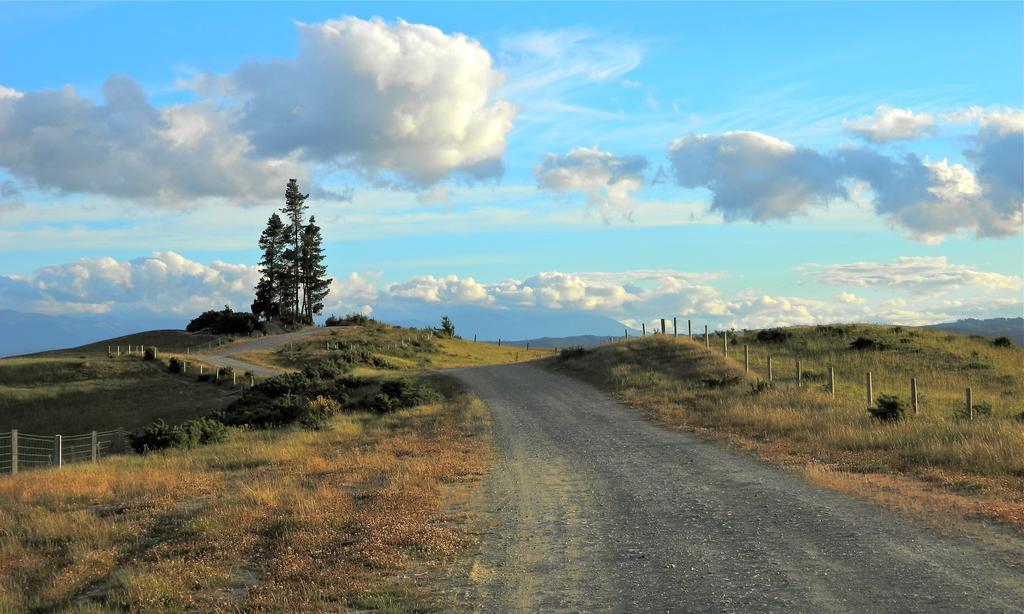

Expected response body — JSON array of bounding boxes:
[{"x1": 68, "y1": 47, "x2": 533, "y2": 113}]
[
  {"x1": 474, "y1": 334, "x2": 477, "y2": 343},
  {"x1": 828, "y1": 366, "x2": 835, "y2": 398},
  {"x1": 673, "y1": 317, "x2": 678, "y2": 337},
  {"x1": 704, "y1": 325, "x2": 709, "y2": 349},
  {"x1": 642, "y1": 323, "x2": 646, "y2": 337},
  {"x1": 91, "y1": 431, "x2": 98, "y2": 462},
  {"x1": 624, "y1": 328, "x2": 628, "y2": 340},
  {"x1": 233, "y1": 372, "x2": 237, "y2": 386},
  {"x1": 966, "y1": 387, "x2": 973, "y2": 421},
  {"x1": 10, "y1": 429, "x2": 16, "y2": 475},
  {"x1": 199, "y1": 364, "x2": 204, "y2": 375},
  {"x1": 52, "y1": 435, "x2": 62, "y2": 468},
  {"x1": 660, "y1": 318, "x2": 666, "y2": 335},
  {"x1": 768, "y1": 355, "x2": 773, "y2": 381},
  {"x1": 498, "y1": 339, "x2": 502, "y2": 347},
  {"x1": 866, "y1": 372, "x2": 873, "y2": 407},
  {"x1": 526, "y1": 343, "x2": 530, "y2": 351},
  {"x1": 688, "y1": 319, "x2": 692, "y2": 339},
  {"x1": 250, "y1": 375, "x2": 255, "y2": 388},
  {"x1": 911, "y1": 378, "x2": 918, "y2": 414},
  {"x1": 744, "y1": 345, "x2": 749, "y2": 373},
  {"x1": 796, "y1": 360, "x2": 802, "y2": 387},
  {"x1": 723, "y1": 330, "x2": 728, "y2": 357}
]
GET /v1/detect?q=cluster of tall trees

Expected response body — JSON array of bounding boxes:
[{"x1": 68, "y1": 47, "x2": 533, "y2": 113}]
[{"x1": 252, "y1": 179, "x2": 332, "y2": 325}]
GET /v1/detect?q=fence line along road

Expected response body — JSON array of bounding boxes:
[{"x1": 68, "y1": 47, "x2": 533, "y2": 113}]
[{"x1": 0, "y1": 428, "x2": 128, "y2": 475}]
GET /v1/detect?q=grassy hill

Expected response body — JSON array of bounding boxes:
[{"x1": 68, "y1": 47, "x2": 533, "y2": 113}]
[
  {"x1": 232, "y1": 321, "x2": 554, "y2": 374},
  {"x1": 0, "y1": 322, "x2": 531, "y2": 610},
  {"x1": 553, "y1": 323, "x2": 1024, "y2": 529},
  {"x1": 0, "y1": 330, "x2": 238, "y2": 434}
]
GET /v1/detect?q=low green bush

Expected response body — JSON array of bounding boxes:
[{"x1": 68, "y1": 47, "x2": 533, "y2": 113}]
[
  {"x1": 143, "y1": 347, "x2": 156, "y2": 360},
  {"x1": 129, "y1": 417, "x2": 228, "y2": 453},
  {"x1": 167, "y1": 357, "x2": 183, "y2": 373},
  {"x1": 869, "y1": 394, "x2": 906, "y2": 422},
  {"x1": 993, "y1": 336, "x2": 1014, "y2": 348},
  {"x1": 756, "y1": 328, "x2": 792, "y2": 343}
]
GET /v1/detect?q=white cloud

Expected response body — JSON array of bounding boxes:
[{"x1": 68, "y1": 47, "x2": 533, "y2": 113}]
[
  {"x1": 666, "y1": 122, "x2": 1023, "y2": 240},
  {"x1": 0, "y1": 16, "x2": 517, "y2": 203},
  {"x1": 222, "y1": 16, "x2": 516, "y2": 186},
  {"x1": 836, "y1": 292, "x2": 865, "y2": 304},
  {"x1": 844, "y1": 105, "x2": 937, "y2": 143},
  {"x1": 535, "y1": 147, "x2": 648, "y2": 218},
  {"x1": 0, "y1": 77, "x2": 306, "y2": 205},
  {"x1": 801, "y1": 256, "x2": 1021, "y2": 295},
  {"x1": 666, "y1": 131, "x2": 846, "y2": 222},
  {"x1": 0, "y1": 252, "x2": 261, "y2": 316}
]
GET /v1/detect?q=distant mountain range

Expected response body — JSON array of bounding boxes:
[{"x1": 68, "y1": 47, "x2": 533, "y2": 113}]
[{"x1": 924, "y1": 317, "x2": 1024, "y2": 345}]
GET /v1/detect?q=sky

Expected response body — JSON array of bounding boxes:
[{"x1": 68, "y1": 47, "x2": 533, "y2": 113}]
[{"x1": 0, "y1": 1, "x2": 1022, "y2": 333}]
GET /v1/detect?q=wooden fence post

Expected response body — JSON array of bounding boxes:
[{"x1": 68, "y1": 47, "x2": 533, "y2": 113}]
[
  {"x1": 828, "y1": 366, "x2": 835, "y2": 398},
  {"x1": 233, "y1": 372, "x2": 237, "y2": 386},
  {"x1": 911, "y1": 378, "x2": 918, "y2": 414},
  {"x1": 91, "y1": 431, "x2": 98, "y2": 463},
  {"x1": 52, "y1": 435, "x2": 62, "y2": 468},
  {"x1": 768, "y1": 355, "x2": 773, "y2": 382},
  {"x1": 688, "y1": 319, "x2": 692, "y2": 339},
  {"x1": 673, "y1": 317, "x2": 678, "y2": 337},
  {"x1": 526, "y1": 343, "x2": 530, "y2": 351},
  {"x1": 624, "y1": 328, "x2": 628, "y2": 340},
  {"x1": 966, "y1": 387, "x2": 973, "y2": 421},
  {"x1": 866, "y1": 372, "x2": 873, "y2": 407},
  {"x1": 797, "y1": 360, "x2": 802, "y2": 387},
  {"x1": 474, "y1": 334, "x2": 477, "y2": 343},
  {"x1": 642, "y1": 323, "x2": 646, "y2": 337},
  {"x1": 744, "y1": 345, "x2": 749, "y2": 373},
  {"x1": 660, "y1": 318, "x2": 666, "y2": 335},
  {"x1": 10, "y1": 429, "x2": 17, "y2": 475},
  {"x1": 704, "y1": 325, "x2": 709, "y2": 349},
  {"x1": 723, "y1": 330, "x2": 728, "y2": 357}
]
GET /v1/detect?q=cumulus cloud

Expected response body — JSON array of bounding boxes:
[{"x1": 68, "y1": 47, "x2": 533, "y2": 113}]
[
  {"x1": 221, "y1": 16, "x2": 516, "y2": 185},
  {"x1": 801, "y1": 256, "x2": 1021, "y2": 296},
  {"x1": 0, "y1": 77, "x2": 306, "y2": 205},
  {"x1": 0, "y1": 17, "x2": 516, "y2": 203},
  {"x1": 535, "y1": 147, "x2": 647, "y2": 217},
  {"x1": 666, "y1": 119, "x2": 1023, "y2": 240},
  {"x1": 844, "y1": 105, "x2": 938, "y2": 143},
  {"x1": 383, "y1": 274, "x2": 492, "y2": 304},
  {"x1": 0, "y1": 252, "x2": 261, "y2": 316},
  {"x1": 666, "y1": 131, "x2": 846, "y2": 221}
]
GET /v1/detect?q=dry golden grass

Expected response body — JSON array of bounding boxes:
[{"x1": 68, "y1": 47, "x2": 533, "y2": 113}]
[
  {"x1": 240, "y1": 322, "x2": 554, "y2": 374},
  {"x1": 0, "y1": 377, "x2": 491, "y2": 611},
  {"x1": 553, "y1": 330, "x2": 1024, "y2": 531}
]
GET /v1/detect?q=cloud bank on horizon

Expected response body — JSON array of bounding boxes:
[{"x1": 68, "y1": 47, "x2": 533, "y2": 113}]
[
  {"x1": 1, "y1": 252, "x2": 1019, "y2": 331},
  {"x1": 0, "y1": 7, "x2": 1021, "y2": 330}
]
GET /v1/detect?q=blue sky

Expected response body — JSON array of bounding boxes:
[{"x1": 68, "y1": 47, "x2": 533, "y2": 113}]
[{"x1": 0, "y1": 2, "x2": 1021, "y2": 331}]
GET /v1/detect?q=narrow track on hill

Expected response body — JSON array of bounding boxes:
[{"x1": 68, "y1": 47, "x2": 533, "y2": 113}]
[
  {"x1": 449, "y1": 363, "x2": 1024, "y2": 613},
  {"x1": 190, "y1": 327, "x2": 330, "y2": 377}
]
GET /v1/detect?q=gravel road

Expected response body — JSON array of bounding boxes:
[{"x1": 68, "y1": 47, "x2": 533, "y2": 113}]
[
  {"x1": 190, "y1": 327, "x2": 330, "y2": 377},
  {"x1": 449, "y1": 362, "x2": 1024, "y2": 613}
]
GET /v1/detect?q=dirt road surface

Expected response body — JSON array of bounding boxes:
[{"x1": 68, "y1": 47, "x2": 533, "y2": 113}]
[
  {"x1": 449, "y1": 363, "x2": 1024, "y2": 613},
  {"x1": 189, "y1": 327, "x2": 330, "y2": 377}
]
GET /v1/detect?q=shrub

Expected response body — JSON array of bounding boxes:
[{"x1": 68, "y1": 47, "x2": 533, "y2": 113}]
[
  {"x1": 957, "y1": 400, "x2": 993, "y2": 420},
  {"x1": 703, "y1": 375, "x2": 741, "y2": 388},
  {"x1": 129, "y1": 417, "x2": 228, "y2": 453},
  {"x1": 439, "y1": 315, "x2": 456, "y2": 338},
  {"x1": 756, "y1": 328, "x2": 791, "y2": 343},
  {"x1": 167, "y1": 357, "x2": 183, "y2": 373},
  {"x1": 869, "y1": 394, "x2": 906, "y2": 422},
  {"x1": 993, "y1": 336, "x2": 1014, "y2": 348},
  {"x1": 1014, "y1": 411, "x2": 1024, "y2": 423},
  {"x1": 558, "y1": 346, "x2": 590, "y2": 361},
  {"x1": 187, "y1": 306, "x2": 261, "y2": 335},
  {"x1": 143, "y1": 347, "x2": 156, "y2": 360},
  {"x1": 371, "y1": 380, "x2": 442, "y2": 413},
  {"x1": 750, "y1": 380, "x2": 774, "y2": 394},
  {"x1": 850, "y1": 337, "x2": 888, "y2": 351},
  {"x1": 301, "y1": 395, "x2": 342, "y2": 430},
  {"x1": 325, "y1": 312, "x2": 371, "y2": 327}
]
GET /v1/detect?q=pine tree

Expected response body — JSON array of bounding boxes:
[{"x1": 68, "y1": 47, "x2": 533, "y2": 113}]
[
  {"x1": 252, "y1": 213, "x2": 287, "y2": 320},
  {"x1": 280, "y1": 179, "x2": 309, "y2": 323},
  {"x1": 299, "y1": 216, "x2": 332, "y2": 321}
]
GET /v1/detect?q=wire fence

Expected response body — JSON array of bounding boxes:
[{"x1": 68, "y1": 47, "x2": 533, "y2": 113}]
[{"x1": 0, "y1": 428, "x2": 128, "y2": 475}]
